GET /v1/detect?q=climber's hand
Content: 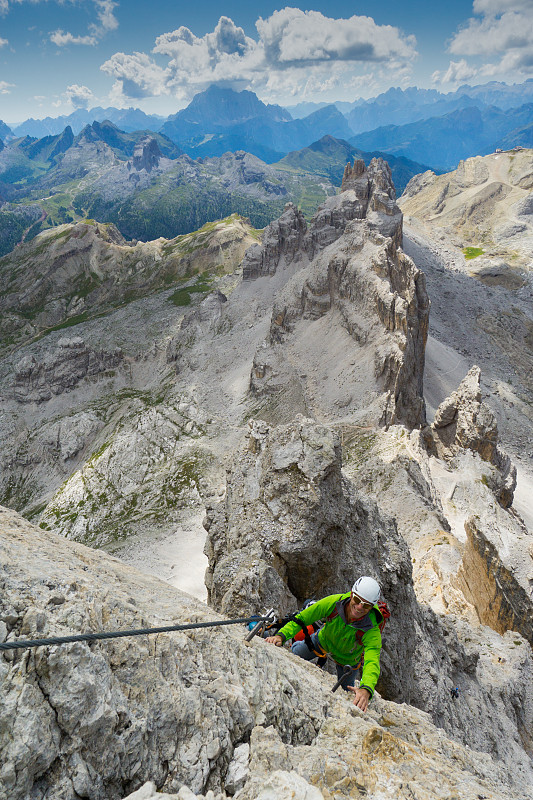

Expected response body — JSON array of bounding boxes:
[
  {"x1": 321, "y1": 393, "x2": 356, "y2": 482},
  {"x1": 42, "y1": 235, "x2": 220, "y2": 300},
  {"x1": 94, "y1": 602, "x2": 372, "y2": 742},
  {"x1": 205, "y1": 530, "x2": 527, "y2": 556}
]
[
  {"x1": 348, "y1": 686, "x2": 371, "y2": 712},
  {"x1": 265, "y1": 635, "x2": 283, "y2": 646}
]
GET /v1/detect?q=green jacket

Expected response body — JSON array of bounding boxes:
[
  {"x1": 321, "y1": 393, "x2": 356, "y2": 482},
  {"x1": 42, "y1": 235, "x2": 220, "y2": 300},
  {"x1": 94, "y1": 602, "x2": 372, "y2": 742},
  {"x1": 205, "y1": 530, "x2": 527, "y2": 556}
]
[{"x1": 277, "y1": 592, "x2": 383, "y2": 697}]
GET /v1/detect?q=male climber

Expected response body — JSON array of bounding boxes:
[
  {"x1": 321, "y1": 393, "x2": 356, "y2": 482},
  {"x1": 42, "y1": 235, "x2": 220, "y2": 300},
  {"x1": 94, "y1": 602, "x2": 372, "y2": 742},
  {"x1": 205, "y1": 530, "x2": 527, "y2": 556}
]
[{"x1": 266, "y1": 576, "x2": 383, "y2": 712}]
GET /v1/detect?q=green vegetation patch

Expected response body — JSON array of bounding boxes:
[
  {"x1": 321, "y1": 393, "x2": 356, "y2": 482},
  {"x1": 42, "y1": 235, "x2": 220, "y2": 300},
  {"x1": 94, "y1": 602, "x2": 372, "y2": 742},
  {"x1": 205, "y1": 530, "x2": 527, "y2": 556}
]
[
  {"x1": 341, "y1": 428, "x2": 379, "y2": 468},
  {"x1": 296, "y1": 184, "x2": 330, "y2": 219},
  {"x1": 169, "y1": 272, "x2": 213, "y2": 307},
  {"x1": 463, "y1": 247, "x2": 484, "y2": 260}
]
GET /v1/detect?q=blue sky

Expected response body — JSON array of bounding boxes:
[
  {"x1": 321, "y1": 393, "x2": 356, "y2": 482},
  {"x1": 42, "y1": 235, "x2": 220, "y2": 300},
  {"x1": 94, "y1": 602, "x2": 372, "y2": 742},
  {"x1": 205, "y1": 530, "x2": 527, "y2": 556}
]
[{"x1": 0, "y1": 0, "x2": 532, "y2": 123}]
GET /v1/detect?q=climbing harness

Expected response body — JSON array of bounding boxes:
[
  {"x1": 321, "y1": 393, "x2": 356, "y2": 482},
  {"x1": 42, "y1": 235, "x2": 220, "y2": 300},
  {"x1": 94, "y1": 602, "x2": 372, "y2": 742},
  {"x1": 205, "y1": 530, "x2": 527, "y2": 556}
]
[{"x1": 0, "y1": 614, "x2": 273, "y2": 652}]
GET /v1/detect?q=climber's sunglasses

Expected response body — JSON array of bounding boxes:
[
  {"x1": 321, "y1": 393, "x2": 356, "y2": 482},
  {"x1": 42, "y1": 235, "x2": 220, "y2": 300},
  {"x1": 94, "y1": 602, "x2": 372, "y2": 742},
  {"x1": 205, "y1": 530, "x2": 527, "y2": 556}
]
[{"x1": 351, "y1": 593, "x2": 373, "y2": 610}]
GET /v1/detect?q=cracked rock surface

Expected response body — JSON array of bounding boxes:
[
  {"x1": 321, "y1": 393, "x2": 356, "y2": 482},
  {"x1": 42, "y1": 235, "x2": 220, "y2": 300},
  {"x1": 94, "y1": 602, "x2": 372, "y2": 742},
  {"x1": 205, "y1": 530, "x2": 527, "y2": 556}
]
[{"x1": 1, "y1": 505, "x2": 531, "y2": 800}]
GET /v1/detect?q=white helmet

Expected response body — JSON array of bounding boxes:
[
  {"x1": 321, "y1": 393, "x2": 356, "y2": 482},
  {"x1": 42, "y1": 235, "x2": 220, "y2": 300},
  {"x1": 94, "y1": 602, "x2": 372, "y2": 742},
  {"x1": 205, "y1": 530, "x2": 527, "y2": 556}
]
[{"x1": 352, "y1": 576, "x2": 381, "y2": 604}]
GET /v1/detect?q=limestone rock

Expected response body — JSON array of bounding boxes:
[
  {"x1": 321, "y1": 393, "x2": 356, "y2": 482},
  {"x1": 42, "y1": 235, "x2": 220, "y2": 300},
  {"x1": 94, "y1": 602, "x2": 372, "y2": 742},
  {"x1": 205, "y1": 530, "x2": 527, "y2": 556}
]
[
  {"x1": 131, "y1": 137, "x2": 162, "y2": 173},
  {"x1": 248, "y1": 159, "x2": 428, "y2": 429},
  {"x1": 0, "y1": 216, "x2": 258, "y2": 350},
  {"x1": 2, "y1": 505, "x2": 532, "y2": 800},
  {"x1": 242, "y1": 203, "x2": 307, "y2": 280},
  {"x1": 224, "y1": 743, "x2": 250, "y2": 794},
  {"x1": 428, "y1": 366, "x2": 517, "y2": 506},
  {"x1": 457, "y1": 513, "x2": 533, "y2": 645},
  {"x1": 38, "y1": 398, "x2": 211, "y2": 547},
  {"x1": 339, "y1": 157, "x2": 400, "y2": 248},
  {"x1": 399, "y1": 150, "x2": 533, "y2": 271},
  {"x1": 12, "y1": 336, "x2": 124, "y2": 403},
  {"x1": 167, "y1": 291, "x2": 228, "y2": 366},
  {"x1": 203, "y1": 417, "x2": 533, "y2": 777}
]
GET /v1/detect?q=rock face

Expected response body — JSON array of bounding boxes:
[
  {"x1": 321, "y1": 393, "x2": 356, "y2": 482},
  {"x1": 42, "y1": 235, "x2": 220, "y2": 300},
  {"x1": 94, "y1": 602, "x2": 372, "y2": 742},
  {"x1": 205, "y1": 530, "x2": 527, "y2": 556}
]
[
  {"x1": 131, "y1": 137, "x2": 161, "y2": 172},
  {"x1": 246, "y1": 159, "x2": 429, "y2": 429},
  {"x1": 426, "y1": 365, "x2": 517, "y2": 507},
  {"x1": 37, "y1": 394, "x2": 211, "y2": 548},
  {"x1": 457, "y1": 513, "x2": 533, "y2": 645},
  {"x1": 12, "y1": 336, "x2": 124, "y2": 403},
  {"x1": 242, "y1": 203, "x2": 307, "y2": 280},
  {"x1": 2, "y1": 505, "x2": 532, "y2": 800},
  {"x1": 204, "y1": 416, "x2": 413, "y2": 626},
  {"x1": 204, "y1": 418, "x2": 533, "y2": 776},
  {"x1": 400, "y1": 150, "x2": 533, "y2": 276}
]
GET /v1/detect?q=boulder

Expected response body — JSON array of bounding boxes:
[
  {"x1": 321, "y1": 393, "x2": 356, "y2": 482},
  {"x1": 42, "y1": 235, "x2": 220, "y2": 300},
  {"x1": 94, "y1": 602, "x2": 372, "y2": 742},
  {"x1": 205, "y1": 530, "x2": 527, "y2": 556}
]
[{"x1": 427, "y1": 365, "x2": 517, "y2": 506}]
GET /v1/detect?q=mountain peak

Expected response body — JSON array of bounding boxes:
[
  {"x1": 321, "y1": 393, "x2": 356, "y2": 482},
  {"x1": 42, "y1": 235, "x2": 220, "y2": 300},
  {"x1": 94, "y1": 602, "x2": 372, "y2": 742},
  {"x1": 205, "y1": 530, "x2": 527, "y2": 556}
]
[{"x1": 170, "y1": 85, "x2": 291, "y2": 127}]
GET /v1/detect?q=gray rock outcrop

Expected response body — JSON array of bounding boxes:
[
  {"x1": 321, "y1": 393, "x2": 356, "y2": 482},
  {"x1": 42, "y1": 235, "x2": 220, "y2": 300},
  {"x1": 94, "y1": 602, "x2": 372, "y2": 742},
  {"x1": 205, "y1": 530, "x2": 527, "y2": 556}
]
[
  {"x1": 131, "y1": 137, "x2": 162, "y2": 173},
  {"x1": 203, "y1": 417, "x2": 533, "y2": 773},
  {"x1": 167, "y1": 291, "x2": 229, "y2": 367},
  {"x1": 242, "y1": 203, "x2": 307, "y2": 280},
  {"x1": 37, "y1": 395, "x2": 211, "y2": 547},
  {"x1": 457, "y1": 512, "x2": 533, "y2": 645},
  {"x1": 12, "y1": 336, "x2": 124, "y2": 403},
  {"x1": 2, "y1": 505, "x2": 532, "y2": 800},
  {"x1": 426, "y1": 365, "x2": 517, "y2": 506},
  {"x1": 246, "y1": 159, "x2": 428, "y2": 429}
]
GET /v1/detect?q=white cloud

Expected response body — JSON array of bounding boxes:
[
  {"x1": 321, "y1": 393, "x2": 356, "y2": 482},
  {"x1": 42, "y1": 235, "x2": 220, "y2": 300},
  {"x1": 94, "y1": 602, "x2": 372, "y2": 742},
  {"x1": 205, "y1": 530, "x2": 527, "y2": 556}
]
[
  {"x1": 473, "y1": 0, "x2": 533, "y2": 12},
  {"x1": 101, "y1": 51, "x2": 169, "y2": 99},
  {"x1": 432, "y1": 59, "x2": 480, "y2": 86},
  {"x1": 256, "y1": 8, "x2": 416, "y2": 66},
  {"x1": 104, "y1": 9, "x2": 417, "y2": 104},
  {"x1": 51, "y1": 30, "x2": 97, "y2": 46},
  {"x1": 0, "y1": 80, "x2": 13, "y2": 93},
  {"x1": 91, "y1": 0, "x2": 118, "y2": 34},
  {"x1": 0, "y1": 36, "x2": 7, "y2": 46},
  {"x1": 65, "y1": 83, "x2": 96, "y2": 108},
  {"x1": 445, "y1": 1, "x2": 533, "y2": 84},
  {"x1": 7, "y1": 0, "x2": 118, "y2": 47},
  {"x1": 450, "y1": 11, "x2": 533, "y2": 57}
]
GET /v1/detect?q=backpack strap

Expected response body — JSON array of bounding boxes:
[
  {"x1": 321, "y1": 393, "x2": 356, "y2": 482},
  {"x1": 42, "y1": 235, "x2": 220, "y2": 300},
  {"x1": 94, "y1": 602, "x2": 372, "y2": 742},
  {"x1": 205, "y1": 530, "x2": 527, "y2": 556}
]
[{"x1": 291, "y1": 615, "x2": 326, "y2": 657}]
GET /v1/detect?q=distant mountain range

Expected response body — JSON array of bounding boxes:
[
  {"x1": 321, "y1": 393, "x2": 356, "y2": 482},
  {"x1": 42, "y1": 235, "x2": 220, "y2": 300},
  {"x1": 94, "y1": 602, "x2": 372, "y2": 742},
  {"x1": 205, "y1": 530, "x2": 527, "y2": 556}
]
[
  {"x1": 10, "y1": 107, "x2": 165, "y2": 138},
  {"x1": 285, "y1": 80, "x2": 533, "y2": 129},
  {"x1": 2, "y1": 80, "x2": 532, "y2": 170},
  {"x1": 0, "y1": 114, "x2": 433, "y2": 257},
  {"x1": 0, "y1": 80, "x2": 532, "y2": 257},
  {"x1": 276, "y1": 135, "x2": 433, "y2": 191},
  {"x1": 350, "y1": 103, "x2": 533, "y2": 169},
  {"x1": 159, "y1": 85, "x2": 354, "y2": 163}
]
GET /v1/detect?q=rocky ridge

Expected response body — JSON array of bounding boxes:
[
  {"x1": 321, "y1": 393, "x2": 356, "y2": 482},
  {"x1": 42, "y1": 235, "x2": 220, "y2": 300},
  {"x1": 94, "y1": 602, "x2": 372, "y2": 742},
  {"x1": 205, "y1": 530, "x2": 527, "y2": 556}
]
[
  {"x1": 400, "y1": 149, "x2": 533, "y2": 284},
  {"x1": 0, "y1": 215, "x2": 259, "y2": 350},
  {"x1": 246, "y1": 158, "x2": 428, "y2": 429},
  {"x1": 424, "y1": 365, "x2": 517, "y2": 507},
  {"x1": 0, "y1": 135, "x2": 338, "y2": 252}
]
